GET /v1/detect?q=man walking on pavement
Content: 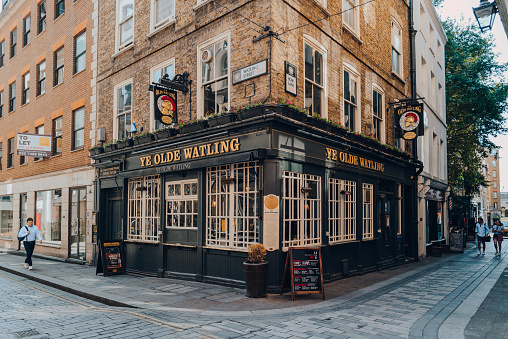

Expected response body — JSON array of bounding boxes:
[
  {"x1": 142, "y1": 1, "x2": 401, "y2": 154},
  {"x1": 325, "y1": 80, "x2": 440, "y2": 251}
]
[
  {"x1": 17, "y1": 218, "x2": 42, "y2": 270},
  {"x1": 475, "y1": 217, "x2": 489, "y2": 255}
]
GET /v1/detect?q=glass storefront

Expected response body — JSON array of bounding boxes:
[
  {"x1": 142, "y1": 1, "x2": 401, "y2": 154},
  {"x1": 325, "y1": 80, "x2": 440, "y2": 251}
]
[
  {"x1": 36, "y1": 190, "x2": 62, "y2": 244},
  {"x1": 0, "y1": 195, "x2": 13, "y2": 238}
]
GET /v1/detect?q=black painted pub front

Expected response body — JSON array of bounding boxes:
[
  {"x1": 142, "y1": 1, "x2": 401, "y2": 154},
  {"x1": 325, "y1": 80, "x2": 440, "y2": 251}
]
[{"x1": 92, "y1": 113, "x2": 417, "y2": 290}]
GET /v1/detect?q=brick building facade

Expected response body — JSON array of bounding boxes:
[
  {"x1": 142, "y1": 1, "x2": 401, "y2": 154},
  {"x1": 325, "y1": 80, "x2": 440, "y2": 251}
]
[
  {"x1": 0, "y1": 0, "x2": 96, "y2": 262},
  {"x1": 93, "y1": 0, "x2": 419, "y2": 287}
]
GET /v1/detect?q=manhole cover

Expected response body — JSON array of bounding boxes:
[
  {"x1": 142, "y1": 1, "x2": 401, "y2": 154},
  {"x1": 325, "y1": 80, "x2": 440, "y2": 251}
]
[{"x1": 14, "y1": 329, "x2": 40, "y2": 338}]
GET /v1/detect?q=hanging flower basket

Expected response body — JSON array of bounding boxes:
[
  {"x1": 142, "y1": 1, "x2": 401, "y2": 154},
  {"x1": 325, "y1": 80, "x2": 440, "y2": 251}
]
[
  {"x1": 276, "y1": 104, "x2": 307, "y2": 122},
  {"x1": 207, "y1": 112, "x2": 237, "y2": 127}
]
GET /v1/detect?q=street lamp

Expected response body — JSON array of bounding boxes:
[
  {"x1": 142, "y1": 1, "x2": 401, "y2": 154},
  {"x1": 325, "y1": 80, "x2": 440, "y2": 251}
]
[{"x1": 473, "y1": 0, "x2": 498, "y2": 32}]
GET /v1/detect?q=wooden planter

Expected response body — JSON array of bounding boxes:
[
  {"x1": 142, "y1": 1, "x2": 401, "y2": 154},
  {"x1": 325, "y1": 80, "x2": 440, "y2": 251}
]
[
  {"x1": 275, "y1": 104, "x2": 308, "y2": 122},
  {"x1": 306, "y1": 116, "x2": 334, "y2": 132},
  {"x1": 89, "y1": 147, "x2": 104, "y2": 157},
  {"x1": 154, "y1": 128, "x2": 177, "y2": 140},
  {"x1": 243, "y1": 261, "x2": 268, "y2": 298},
  {"x1": 432, "y1": 246, "x2": 443, "y2": 257},
  {"x1": 207, "y1": 113, "x2": 237, "y2": 127},
  {"x1": 133, "y1": 134, "x2": 154, "y2": 145},
  {"x1": 104, "y1": 144, "x2": 117, "y2": 153},
  {"x1": 442, "y1": 244, "x2": 450, "y2": 253},
  {"x1": 116, "y1": 138, "x2": 134, "y2": 149},
  {"x1": 179, "y1": 121, "x2": 208, "y2": 134},
  {"x1": 237, "y1": 106, "x2": 268, "y2": 121}
]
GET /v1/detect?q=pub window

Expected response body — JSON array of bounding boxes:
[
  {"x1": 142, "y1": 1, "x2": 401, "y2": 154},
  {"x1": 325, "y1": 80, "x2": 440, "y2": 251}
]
[
  {"x1": 166, "y1": 180, "x2": 198, "y2": 229},
  {"x1": 328, "y1": 178, "x2": 356, "y2": 243},
  {"x1": 344, "y1": 65, "x2": 359, "y2": 132},
  {"x1": 0, "y1": 142, "x2": 3, "y2": 170},
  {"x1": 9, "y1": 82, "x2": 15, "y2": 113},
  {"x1": 304, "y1": 37, "x2": 326, "y2": 117},
  {"x1": 150, "y1": 59, "x2": 174, "y2": 131},
  {"x1": 72, "y1": 107, "x2": 85, "y2": 150},
  {"x1": 23, "y1": 14, "x2": 31, "y2": 47},
  {"x1": 0, "y1": 90, "x2": 3, "y2": 118},
  {"x1": 10, "y1": 27, "x2": 16, "y2": 59},
  {"x1": 52, "y1": 116, "x2": 63, "y2": 155},
  {"x1": 114, "y1": 80, "x2": 132, "y2": 140},
  {"x1": 116, "y1": 0, "x2": 134, "y2": 51},
  {"x1": 343, "y1": 0, "x2": 359, "y2": 36},
  {"x1": 37, "y1": 60, "x2": 46, "y2": 96},
  {"x1": 38, "y1": 1, "x2": 46, "y2": 34},
  {"x1": 74, "y1": 31, "x2": 86, "y2": 74},
  {"x1": 151, "y1": 0, "x2": 175, "y2": 31},
  {"x1": 7, "y1": 138, "x2": 14, "y2": 168},
  {"x1": 55, "y1": 0, "x2": 65, "y2": 19},
  {"x1": 363, "y1": 183, "x2": 373, "y2": 240},
  {"x1": 206, "y1": 162, "x2": 260, "y2": 249},
  {"x1": 372, "y1": 85, "x2": 385, "y2": 142},
  {"x1": 0, "y1": 40, "x2": 4, "y2": 68},
  {"x1": 283, "y1": 171, "x2": 321, "y2": 248},
  {"x1": 199, "y1": 33, "x2": 229, "y2": 117},
  {"x1": 54, "y1": 46, "x2": 64, "y2": 86},
  {"x1": 128, "y1": 175, "x2": 160, "y2": 242},
  {"x1": 22, "y1": 72, "x2": 30, "y2": 105},
  {"x1": 34, "y1": 124, "x2": 44, "y2": 161},
  {"x1": 392, "y1": 19, "x2": 403, "y2": 77}
]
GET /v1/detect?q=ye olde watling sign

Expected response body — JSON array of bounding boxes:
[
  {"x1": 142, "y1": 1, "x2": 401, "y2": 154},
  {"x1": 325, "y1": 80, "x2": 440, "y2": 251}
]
[
  {"x1": 154, "y1": 87, "x2": 177, "y2": 126},
  {"x1": 17, "y1": 133, "x2": 52, "y2": 157},
  {"x1": 395, "y1": 102, "x2": 423, "y2": 140},
  {"x1": 232, "y1": 59, "x2": 268, "y2": 85}
]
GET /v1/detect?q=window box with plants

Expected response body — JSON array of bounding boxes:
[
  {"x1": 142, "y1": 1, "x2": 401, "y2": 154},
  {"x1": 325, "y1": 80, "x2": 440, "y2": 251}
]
[
  {"x1": 132, "y1": 132, "x2": 154, "y2": 145},
  {"x1": 207, "y1": 110, "x2": 237, "y2": 127},
  {"x1": 178, "y1": 118, "x2": 209, "y2": 134},
  {"x1": 306, "y1": 113, "x2": 334, "y2": 132},
  {"x1": 153, "y1": 127, "x2": 177, "y2": 140},
  {"x1": 237, "y1": 102, "x2": 268, "y2": 121},
  {"x1": 115, "y1": 137, "x2": 134, "y2": 149},
  {"x1": 276, "y1": 100, "x2": 308, "y2": 122},
  {"x1": 88, "y1": 145, "x2": 104, "y2": 157},
  {"x1": 243, "y1": 243, "x2": 268, "y2": 298},
  {"x1": 103, "y1": 142, "x2": 117, "y2": 153}
]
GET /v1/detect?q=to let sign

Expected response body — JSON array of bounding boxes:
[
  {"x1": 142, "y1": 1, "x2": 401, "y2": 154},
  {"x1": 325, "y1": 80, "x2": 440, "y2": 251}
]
[
  {"x1": 232, "y1": 59, "x2": 268, "y2": 85},
  {"x1": 17, "y1": 133, "x2": 52, "y2": 157}
]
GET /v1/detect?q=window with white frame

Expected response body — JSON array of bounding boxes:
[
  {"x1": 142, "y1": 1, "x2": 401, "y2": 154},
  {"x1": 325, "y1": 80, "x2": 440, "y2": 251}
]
[
  {"x1": 391, "y1": 19, "x2": 403, "y2": 76},
  {"x1": 492, "y1": 160, "x2": 496, "y2": 167},
  {"x1": 128, "y1": 175, "x2": 160, "y2": 242},
  {"x1": 117, "y1": 0, "x2": 134, "y2": 51},
  {"x1": 283, "y1": 171, "x2": 321, "y2": 248},
  {"x1": 150, "y1": 59, "x2": 175, "y2": 131},
  {"x1": 344, "y1": 65, "x2": 359, "y2": 132},
  {"x1": 493, "y1": 181, "x2": 497, "y2": 188},
  {"x1": 343, "y1": 0, "x2": 359, "y2": 35},
  {"x1": 329, "y1": 178, "x2": 356, "y2": 243},
  {"x1": 494, "y1": 192, "x2": 498, "y2": 199},
  {"x1": 114, "y1": 80, "x2": 132, "y2": 140},
  {"x1": 166, "y1": 180, "x2": 198, "y2": 228},
  {"x1": 206, "y1": 162, "x2": 260, "y2": 249},
  {"x1": 493, "y1": 170, "x2": 497, "y2": 178},
  {"x1": 372, "y1": 85, "x2": 384, "y2": 142},
  {"x1": 199, "y1": 33, "x2": 229, "y2": 117},
  {"x1": 363, "y1": 183, "x2": 373, "y2": 240},
  {"x1": 151, "y1": 0, "x2": 175, "y2": 31},
  {"x1": 304, "y1": 38, "x2": 326, "y2": 116}
]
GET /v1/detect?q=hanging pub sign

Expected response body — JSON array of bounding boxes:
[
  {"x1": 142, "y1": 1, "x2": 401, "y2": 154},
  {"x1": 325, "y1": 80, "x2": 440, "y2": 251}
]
[
  {"x1": 285, "y1": 61, "x2": 297, "y2": 96},
  {"x1": 153, "y1": 86, "x2": 177, "y2": 126},
  {"x1": 395, "y1": 102, "x2": 423, "y2": 140}
]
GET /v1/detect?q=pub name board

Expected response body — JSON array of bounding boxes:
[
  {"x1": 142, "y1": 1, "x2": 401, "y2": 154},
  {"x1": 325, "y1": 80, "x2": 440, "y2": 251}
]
[
  {"x1": 139, "y1": 138, "x2": 240, "y2": 168},
  {"x1": 326, "y1": 148, "x2": 385, "y2": 172}
]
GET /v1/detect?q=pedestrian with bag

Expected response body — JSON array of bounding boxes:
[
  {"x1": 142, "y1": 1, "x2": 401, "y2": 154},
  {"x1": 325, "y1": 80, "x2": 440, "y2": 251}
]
[
  {"x1": 492, "y1": 220, "x2": 504, "y2": 256},
  {"x1": 17, "y1": 218, "x2": 42, "y2": 270},
  {"x1": 475, "y1": 217, "x2": 489, "y2": 255}
]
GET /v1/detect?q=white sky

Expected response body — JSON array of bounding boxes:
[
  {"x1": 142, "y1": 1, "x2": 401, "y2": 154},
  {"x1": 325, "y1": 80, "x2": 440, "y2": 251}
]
[{"x1": 437, "y1": 0, "x2": 508, "y2": 191}]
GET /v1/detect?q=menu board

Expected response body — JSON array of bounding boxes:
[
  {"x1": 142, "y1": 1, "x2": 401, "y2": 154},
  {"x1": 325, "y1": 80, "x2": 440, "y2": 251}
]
[
  {"x1": 280, "y1": 247, "x2": 324, "y2": 301},
  {"x1": 96, "y1": 240, "x2": 125, "y2": 276}
]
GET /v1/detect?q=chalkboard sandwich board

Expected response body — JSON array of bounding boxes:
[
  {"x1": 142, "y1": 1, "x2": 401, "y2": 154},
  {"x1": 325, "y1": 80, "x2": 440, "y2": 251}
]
[
  {"x1": 280, "y1": 247, "x2": 324, "y2": 301},
  {"x1": 96, "y1": 240, "x2": 126, "y2": 276}
]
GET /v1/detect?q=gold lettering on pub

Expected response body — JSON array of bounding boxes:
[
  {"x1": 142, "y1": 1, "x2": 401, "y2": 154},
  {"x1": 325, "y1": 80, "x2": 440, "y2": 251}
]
[{"x1": 326, "y1": 148, "x2": 384, "y2": 172}]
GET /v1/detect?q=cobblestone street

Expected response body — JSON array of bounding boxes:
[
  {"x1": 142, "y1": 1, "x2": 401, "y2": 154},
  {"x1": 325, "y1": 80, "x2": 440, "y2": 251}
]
[{"x1": 1, "y1": 243, "x2": 507, "y2": 338}]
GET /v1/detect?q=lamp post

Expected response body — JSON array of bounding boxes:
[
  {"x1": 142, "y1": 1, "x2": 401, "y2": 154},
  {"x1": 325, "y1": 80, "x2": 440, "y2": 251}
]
[{"x1": 473, "y1": 0, "x2": 498, "y2": 32}]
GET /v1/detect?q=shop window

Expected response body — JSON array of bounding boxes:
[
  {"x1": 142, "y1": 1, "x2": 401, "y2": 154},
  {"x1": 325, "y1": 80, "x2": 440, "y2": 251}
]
[
  {"x1": 23, "y1": 14, "x2": 30, "y2": 47},
  {"x1": 391, "y1": 19, "x2": 403, "y2": 77},
  {"x1": 9, "y1": 82, "x2": 15, "y2": 112},
  {"x1": 344, "y1": 65, "x2": 359, "y2": 132},
  {"x1": 206, "y1": 162, "x2": 260, "y2": 249},
  {"x1": 114, "y1": 80, "x2": 132, "y2": 140},
  {"x1": 304, "y1": 38, "x2": 326, "y2": 117},
  {"x1": 0, "y1": 40, "x2": 4, "y2": 68},
  {"x1": 363, "y1": 183, "x2": 373, "y2": 240},
  {"x1": 343, "y1": 0, "x2": 359, "y2": 36},
  {"x1": 10, "y1": 27, "x2": 16, "y2": 59},
  {"x1": 199, "y1": 33, "x2": 229, "y2": 117},
  {"x1": 20, "y1": 193, "x2": 27, "y2": 234},
  {"x1": 52, "y1": 116, "x2": 63, "y2": 155},
  {"x1": 37, "y1": 60, "x2": 46, "y2": 96},
  {"x1": 38, "y1": 1, "x2": 46, "y2": 34},
  {"x1": 55, "y1": 0, "x2": 65, "y2": 19},
  {"x1": 150, "y1": 59, "x2": 174, "y2": 131},
  {"x1": 7, "y1": 138, "x2": 14, "y2": 168},
  {"x1": 35, "y1": 190, "x2": 62, "y2": 244},
  {"x1": 151, "y1": 0, "x2": 175, "y2": 31},
  {"x1": 0, "y1": 90, "x2": 3, "y2": 118},
  {"x1": 72, "y1": 107, "x2": 85, "y2": 150},
  {"x1": 0, "y1": 195, "x2": 13, "y2": 238},
  {"x1": 74, "y1": 31, "x2": 86, "y2": 74},
  {"x1": 283, "y1": 171, "x2": 321, "y2": 248},
  {"x1": 166, "y1": 179, "x2": 198, "y2": 228},
  {"x1": 54, "y1": 46, "x2": 64, "y2": 86},
  {"x1": 116, "y1": 0, "x2": 134, "y2": 51},
  {"x1": 372, "y1": 85, "x2": 384, "y2": 142},
  {"x1": 35, "y1": 124, "x2": 44, "y2": 161},
  {"x1": 128, "y1": 175, "x2": 160, "y2": 242},
  {"x1": 328, "y1": 178, "x2": 356, "y2": 243},
  {"x1": 22, "y1": 72, "x2": 30, "y2": 105}
]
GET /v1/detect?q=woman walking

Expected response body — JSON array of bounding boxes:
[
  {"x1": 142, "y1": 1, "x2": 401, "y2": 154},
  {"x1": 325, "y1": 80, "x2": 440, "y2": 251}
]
[{"x1": 492, "y1": 220, "x2": 504, "y2": 256}]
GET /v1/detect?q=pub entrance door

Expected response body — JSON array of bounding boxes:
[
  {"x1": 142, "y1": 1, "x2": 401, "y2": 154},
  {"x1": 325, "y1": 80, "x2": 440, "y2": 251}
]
[
  {"x1": 379, "y1": 194, "x2": 395, "y2": 260},
  {"x1": 106, "y1": 189, "x2": 123, "y2": 241},
  {"x1": 69, "y1": 188, "x2": 86, "y2": 260}
]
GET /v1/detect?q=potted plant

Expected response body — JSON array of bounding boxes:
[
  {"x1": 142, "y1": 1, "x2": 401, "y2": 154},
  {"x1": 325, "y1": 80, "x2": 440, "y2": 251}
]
[
  {"x1": 116, "y1": 137, "x2": 134, "y2": 149},
  {"x1": 179, "y1": 118, "x2": 209, "y2": 134},
  {"x1": 243, "y1": 243, "x2": 268, "y2": 298},
  {"x1": 207, "y1": 109, "x2": 237, "y2": 127},
  {"x1": 103, "y1": 142, "x2": 117, "y2": 153},
  {"x1": 237, "y1": 102, "x2": 268, "y2": 121},
  {"x1": 132, "y1": 132, "x2": 154, "y2": 145},
  {"x1": 276, "y1": 100, "x2": 308, "y2": 122},
  {"x1": 153, "y1": 127, "x2": 177, "y2": 140},
  {"x1": 88, "y1": 145, "x2": 104, "y2": 157}
]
